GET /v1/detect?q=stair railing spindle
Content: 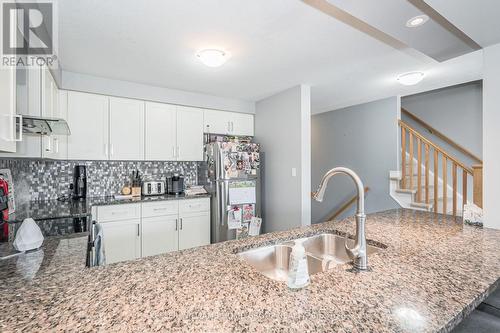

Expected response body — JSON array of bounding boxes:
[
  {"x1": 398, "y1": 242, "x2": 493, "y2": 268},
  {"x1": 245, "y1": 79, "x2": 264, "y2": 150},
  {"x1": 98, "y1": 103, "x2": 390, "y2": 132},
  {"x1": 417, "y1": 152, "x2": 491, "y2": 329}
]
[{"x1": 401, "y1": 127, "x2": 407, "y2": 189}]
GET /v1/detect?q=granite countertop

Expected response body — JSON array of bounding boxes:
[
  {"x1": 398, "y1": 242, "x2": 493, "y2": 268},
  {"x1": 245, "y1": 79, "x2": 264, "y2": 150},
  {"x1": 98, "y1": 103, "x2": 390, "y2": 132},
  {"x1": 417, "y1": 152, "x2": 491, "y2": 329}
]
[
  {"x1": 8, "y1": 193, "x2": 211, "y2": 224},
  {"x1": 1, "y1": 209, "x2": 500, "y2": 332}
]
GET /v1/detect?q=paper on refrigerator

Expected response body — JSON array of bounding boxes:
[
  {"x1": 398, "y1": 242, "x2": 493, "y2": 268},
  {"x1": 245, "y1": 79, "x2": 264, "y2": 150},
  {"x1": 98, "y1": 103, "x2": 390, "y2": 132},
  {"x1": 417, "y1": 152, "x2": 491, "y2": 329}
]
[
  {"x1": 229, "y1": 181, "x2": 256, "y2": 205},
  {"x1": 249, "y1": 217, "x2": 262, "y2": 236},
  {"x1": 227, "y1": 206, "x2": 242, "y2": 230}
]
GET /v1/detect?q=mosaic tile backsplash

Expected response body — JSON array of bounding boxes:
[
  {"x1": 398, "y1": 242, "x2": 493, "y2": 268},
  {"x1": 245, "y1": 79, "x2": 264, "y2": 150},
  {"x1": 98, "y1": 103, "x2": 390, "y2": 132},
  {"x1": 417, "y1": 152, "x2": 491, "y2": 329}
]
[{"x1": 0, "y1": 159, "x2": 203, "y2": 203}]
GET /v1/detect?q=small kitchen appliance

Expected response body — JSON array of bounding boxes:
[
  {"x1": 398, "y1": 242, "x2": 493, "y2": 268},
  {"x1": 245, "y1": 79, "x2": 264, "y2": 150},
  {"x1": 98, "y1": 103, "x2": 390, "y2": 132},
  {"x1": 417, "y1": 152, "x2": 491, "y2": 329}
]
[
  {"x1": 142, "y1": 181, "x2": 166, "y2": 196},
  {"x1": 167, "y1": 173, "x2": 184, "y2": 195},
  {"x1": 72, "y1": 165, "x2": 87, "y2": 200}
]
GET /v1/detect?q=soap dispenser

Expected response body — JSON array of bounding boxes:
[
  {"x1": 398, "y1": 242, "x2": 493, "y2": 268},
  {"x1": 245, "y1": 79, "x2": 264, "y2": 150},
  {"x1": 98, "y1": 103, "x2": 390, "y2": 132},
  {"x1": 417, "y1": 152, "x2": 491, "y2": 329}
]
[{"x1": 287, "y1": 243, "x2": 310, "y2": 289}]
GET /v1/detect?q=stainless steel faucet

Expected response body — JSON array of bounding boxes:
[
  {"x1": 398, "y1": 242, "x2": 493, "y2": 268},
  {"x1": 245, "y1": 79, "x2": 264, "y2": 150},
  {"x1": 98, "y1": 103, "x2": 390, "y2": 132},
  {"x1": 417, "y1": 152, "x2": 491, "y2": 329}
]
[{"x1": 312, "y1": 167, "x2": 368, "y2": 270}]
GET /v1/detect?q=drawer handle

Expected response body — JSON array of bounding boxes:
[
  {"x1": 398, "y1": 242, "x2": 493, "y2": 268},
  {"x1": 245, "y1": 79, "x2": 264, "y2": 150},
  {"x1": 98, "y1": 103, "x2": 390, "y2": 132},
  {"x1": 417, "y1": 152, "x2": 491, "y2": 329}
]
[
  {"x1": 153, "y1": 208, "x2": 168, "y2": 211},
  {"x1": 111, "y1": 211, "x2": 128, "y2": 215}
]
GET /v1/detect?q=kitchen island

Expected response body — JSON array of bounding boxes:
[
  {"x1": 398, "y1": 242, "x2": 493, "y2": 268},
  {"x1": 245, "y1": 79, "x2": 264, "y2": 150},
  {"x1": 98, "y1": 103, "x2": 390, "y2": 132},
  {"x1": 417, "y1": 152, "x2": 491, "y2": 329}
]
[{"x1": 1, "y1": 209, "x2": 499, "y2": 332}]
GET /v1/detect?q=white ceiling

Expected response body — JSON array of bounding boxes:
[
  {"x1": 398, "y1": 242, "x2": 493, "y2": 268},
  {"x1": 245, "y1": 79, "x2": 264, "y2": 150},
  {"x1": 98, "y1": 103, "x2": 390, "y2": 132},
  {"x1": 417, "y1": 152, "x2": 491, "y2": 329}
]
[
  {"x1": 325, "y1": 0, "x2": 479, "y2": 61},
  {"x1": 425, "y1": 0, "x2": 500, "y2": 47},
  {"x1": 57, "y1": 0, "x2": 494, "y2": 114}
]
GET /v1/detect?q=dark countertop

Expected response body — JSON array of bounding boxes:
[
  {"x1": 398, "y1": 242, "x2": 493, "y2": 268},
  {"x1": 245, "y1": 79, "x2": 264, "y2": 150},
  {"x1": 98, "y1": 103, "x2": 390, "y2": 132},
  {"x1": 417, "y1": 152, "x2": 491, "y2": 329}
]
[
  {"x1": 1, "y1": 209, "x2": 499, "y2": 332},
  {"x1": 7, "y1": 193, "x2": 211, "y2": 224}
]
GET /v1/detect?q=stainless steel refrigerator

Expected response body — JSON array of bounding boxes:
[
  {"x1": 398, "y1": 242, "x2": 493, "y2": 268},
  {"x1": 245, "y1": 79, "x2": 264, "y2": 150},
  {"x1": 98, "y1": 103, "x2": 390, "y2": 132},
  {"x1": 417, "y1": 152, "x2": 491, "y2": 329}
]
[{"x1": 206, "y1": 142, "x2": 261, "y2": 243}]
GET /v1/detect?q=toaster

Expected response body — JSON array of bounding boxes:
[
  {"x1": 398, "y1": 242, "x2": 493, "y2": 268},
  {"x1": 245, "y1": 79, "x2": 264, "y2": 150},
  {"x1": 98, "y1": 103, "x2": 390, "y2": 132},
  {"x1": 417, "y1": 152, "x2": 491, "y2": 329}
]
[{"x1": 142, "y1": 181, "x2": 166, "y2": 196}]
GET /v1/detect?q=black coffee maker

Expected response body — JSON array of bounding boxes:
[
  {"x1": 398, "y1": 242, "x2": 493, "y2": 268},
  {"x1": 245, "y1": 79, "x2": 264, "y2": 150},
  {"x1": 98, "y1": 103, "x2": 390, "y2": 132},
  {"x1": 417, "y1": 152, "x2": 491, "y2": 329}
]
[
  {"x1": 167, "y1": 173, "x2": 184, "y2": 195},
  {"x1": 72, "y1": 165, "x2": 87, "y2": 200}
]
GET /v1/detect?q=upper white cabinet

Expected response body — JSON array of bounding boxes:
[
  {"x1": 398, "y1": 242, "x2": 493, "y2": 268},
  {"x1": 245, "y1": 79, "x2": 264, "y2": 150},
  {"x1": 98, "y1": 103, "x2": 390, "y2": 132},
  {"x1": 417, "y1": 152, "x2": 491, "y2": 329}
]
[
  {"x1": 0, "y1": 65, "x2": 17, "y2": 153},
  {"x1": 145, "y1": 102, "x2": 177, "y2": 161},
  {"x1": 42, "y1": 68, "x2": 67, "y2": 160},
  {"x1": 109, "y1": 97, "x2": 144, "y2": 160},
  {"x1": 145, "y1": 103, "x2": 204, "y2": 161},
  {"x1": 176, "y1": 106, "x2": 204, "y2": 161},
  {"x1": 203, "y1": 109, "x2": 254, "y2": 136},
  {"x1": 67, "y1": 91, "x2": 109, "y2": 160},
  {"x1": 231, "y1": 112, "x2": 254, "y2": 136},
  {"x1": 0, "y1": 66, "x2": 41, "y2": 157}
]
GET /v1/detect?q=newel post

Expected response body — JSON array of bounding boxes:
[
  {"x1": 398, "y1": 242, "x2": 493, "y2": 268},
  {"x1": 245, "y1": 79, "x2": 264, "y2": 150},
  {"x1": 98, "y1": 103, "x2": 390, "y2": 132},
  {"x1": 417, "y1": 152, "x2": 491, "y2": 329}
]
[{"x1": 472, "y1": 164, "x2": 483, "y2": 208}]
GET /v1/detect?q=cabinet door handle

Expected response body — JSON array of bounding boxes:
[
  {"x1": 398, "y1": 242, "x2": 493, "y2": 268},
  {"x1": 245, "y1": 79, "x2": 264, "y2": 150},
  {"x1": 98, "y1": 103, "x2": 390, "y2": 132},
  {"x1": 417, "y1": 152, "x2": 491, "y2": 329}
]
[
  {"x1": 14, "y1": 115, "x2": 23, "y2": 142},
  {"x1": 177, "y1": 146, "x2": 180, "y2": 159},
  {"x1": 231, "y1": 121, "x2": 234, "y2": 133},
  {"x1": 137, "y1": 224, "x2": 140, "y2": 236},
  {"x1": 180, "y1": 218, "x2": 183, "y2": 230},
  {"x1": 45, "y1": 137, "x2": 52, "y2": 152},
  {"x1": 175, "y1": 219, "x2": 178, "y2": 231},
  {"x1": 104, "y1": 143, "x2": 108, "y2": 157},
  {"x1": 172, "y1": 146, "x2": 175, "y2": 158},
  {"x1": 227, "y1": 121, "x2": 231, "y2": 133},
  {"x1": 110, "y1": 144, "x2": 114, "y2": 157},
  {"x1": 54, "y1": 137, "x2": 59, "y2": 154}
]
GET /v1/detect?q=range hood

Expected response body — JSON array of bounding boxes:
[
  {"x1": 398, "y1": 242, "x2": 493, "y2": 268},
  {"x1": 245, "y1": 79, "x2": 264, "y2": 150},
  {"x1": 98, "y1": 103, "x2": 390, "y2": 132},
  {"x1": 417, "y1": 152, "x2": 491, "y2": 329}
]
[{"x1": 22, "y1": 116, "x2": 71, "y2": 136}]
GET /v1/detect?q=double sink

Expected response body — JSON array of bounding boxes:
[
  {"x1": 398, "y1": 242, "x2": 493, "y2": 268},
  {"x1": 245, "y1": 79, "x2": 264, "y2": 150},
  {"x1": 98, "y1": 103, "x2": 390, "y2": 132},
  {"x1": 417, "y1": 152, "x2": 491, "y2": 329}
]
[{"x1": 237, "y1": 233, "x2": 383, "y2": 281}]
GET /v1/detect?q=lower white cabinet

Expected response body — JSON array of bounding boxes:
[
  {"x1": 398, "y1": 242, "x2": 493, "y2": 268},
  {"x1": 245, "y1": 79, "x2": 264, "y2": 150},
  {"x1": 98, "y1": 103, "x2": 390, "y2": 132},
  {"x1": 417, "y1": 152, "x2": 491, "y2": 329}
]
[
  {"x1": 100, "y1": 219, "x2": 141, "y2": 264},
  {"x1": 95, "y1": 198, "x2": 210, "y2": 264},
  {"x1": 178, "y1": 212, "x2": 210, "y2": 250},
  {"x1": 142, "y1": 215, "x2": 178, "y2": 257}
]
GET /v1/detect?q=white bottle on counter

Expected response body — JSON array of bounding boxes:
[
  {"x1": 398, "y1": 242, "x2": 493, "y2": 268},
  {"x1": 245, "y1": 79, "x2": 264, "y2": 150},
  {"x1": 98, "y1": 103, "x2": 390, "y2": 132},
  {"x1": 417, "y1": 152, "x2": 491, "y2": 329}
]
[{"x1": 287, "y1": 243, "x2": 310, "y2": 289}]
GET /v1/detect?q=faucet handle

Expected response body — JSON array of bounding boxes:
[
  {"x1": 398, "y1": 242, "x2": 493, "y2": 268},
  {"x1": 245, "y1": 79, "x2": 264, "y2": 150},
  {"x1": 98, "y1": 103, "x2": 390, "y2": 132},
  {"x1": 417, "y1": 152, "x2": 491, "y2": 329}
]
[{"x1": 344, "y1": 233, "x2": 359, "y2": 261}]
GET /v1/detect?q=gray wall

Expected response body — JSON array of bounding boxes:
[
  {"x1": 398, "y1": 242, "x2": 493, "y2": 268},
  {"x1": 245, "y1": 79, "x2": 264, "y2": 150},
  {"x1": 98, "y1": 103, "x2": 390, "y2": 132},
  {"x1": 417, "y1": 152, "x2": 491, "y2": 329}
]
[
  {"x1": 311, "y1": 97, "x2": 400, "y2": 224},
  {"x1": 402, "y1": 81, "x2": 482, "y2": 159},
  {"x1": 255, "y1": 85, "x2": 311, "y2": 232},
  {"x1": 61, "y1": 71, "x2": 255, "y2": 114}
]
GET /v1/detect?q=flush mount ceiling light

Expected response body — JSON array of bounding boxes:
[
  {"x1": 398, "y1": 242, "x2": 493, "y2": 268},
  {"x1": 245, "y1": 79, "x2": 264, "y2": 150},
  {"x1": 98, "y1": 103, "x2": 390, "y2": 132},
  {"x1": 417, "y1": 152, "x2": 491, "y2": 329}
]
[
  {"x1": 196, "y1": 49, "x2": 230, "y2": 67},
  {"x1": 406, "y1": 15, "x2": 429, "y2": 28},
  {"x1": 397, "y1": 72, "x2": 425, "y2": 86}
]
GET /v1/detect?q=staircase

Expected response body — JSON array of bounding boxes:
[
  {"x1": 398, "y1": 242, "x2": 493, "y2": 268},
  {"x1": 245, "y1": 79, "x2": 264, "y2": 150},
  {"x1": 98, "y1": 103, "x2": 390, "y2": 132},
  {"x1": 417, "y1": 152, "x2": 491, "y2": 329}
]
[
  {"x1": 390, "y1": 112, "x2": 483, "y2": 217},
  {"x1": 390, "y1": 154, "x2": 466, "y2": 215}
]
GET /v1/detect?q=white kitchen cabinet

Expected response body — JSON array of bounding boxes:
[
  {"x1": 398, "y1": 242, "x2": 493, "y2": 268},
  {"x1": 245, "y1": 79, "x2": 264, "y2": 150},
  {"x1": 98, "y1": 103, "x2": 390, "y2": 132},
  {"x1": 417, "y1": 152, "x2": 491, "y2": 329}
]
[
  {"x1": 67, "y1": 91, "x2": 109, "y2": 160},
  {"x1": 109, "y1": 97, "x2": 145, "y2": 161},
  {"x1": 178, "y1": 198, "x2": 210, "y2": 250},
  {"x1": 0, "y1": 66, "x2": 42, "y2": 158},
  {"x1": 176, "y1": 106, "x2": 204, "y2": 161},
  {"x1": 100, "y1": 219, "x2": 141, "y2": 264},
  {"x1": 41, "y1": 67, "x2": 60, "y2": 159},
  {"x1": 0, "y1": 64, "x2": 17, "y2": 153},
  {"x1": 142, "y1": 215, "x2": 179, "y2": 257},
  {"x1": 95, "y1": 198, "x2": 210, "y2": 264},
  {"x1": 230, "y1": 112, "x2": 254, "y2": 136},
  {"x1": 203, "y1": 109, "x2": 254, "y2": 136},
  {"x1": 178, "y1": 212, "x2": 210, "y2": 250},
  {"x1": 203, "y1": 109, "x2": 230, "y2": 135},
  {"x1": 145, "y1": 102, "x2": 177, "y2": 161}
]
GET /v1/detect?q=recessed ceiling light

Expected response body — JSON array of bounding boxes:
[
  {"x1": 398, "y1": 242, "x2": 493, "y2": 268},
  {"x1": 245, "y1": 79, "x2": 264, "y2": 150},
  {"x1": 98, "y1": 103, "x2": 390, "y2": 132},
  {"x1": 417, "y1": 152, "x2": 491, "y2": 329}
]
[
  {"x1": 196, "y1": 49, "x2": 230, "y2": 67},
  {"x1": 406, "y1": 15, "x2": 429, "y2": 28},
  {"x1": 397, "y1": 72, "x2": 425, "y2": 86}
]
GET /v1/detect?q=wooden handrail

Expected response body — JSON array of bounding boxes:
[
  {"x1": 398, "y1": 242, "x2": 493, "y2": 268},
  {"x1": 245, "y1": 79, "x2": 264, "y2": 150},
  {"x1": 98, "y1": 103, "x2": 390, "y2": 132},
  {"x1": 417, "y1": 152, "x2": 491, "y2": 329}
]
[
  {"x1": 401, "y1": 108, "x2": 483, "y2": 164},
  {"x1": 327, "y1": 187, "x2": 369, "y2": 221},
  {"x1": 399, "y1": 119, "x2": 482, "y2": 217},
  {"x1": 399, "y1": 120, "x2": 473, "y2": 175}
]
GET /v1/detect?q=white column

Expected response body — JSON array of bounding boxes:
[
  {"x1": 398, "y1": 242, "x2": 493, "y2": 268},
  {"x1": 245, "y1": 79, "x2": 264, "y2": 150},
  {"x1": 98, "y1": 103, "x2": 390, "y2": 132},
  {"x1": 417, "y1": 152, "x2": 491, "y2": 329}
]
[{"x1": 483, "y1": 44, "x2": 500, "y2": 229}]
